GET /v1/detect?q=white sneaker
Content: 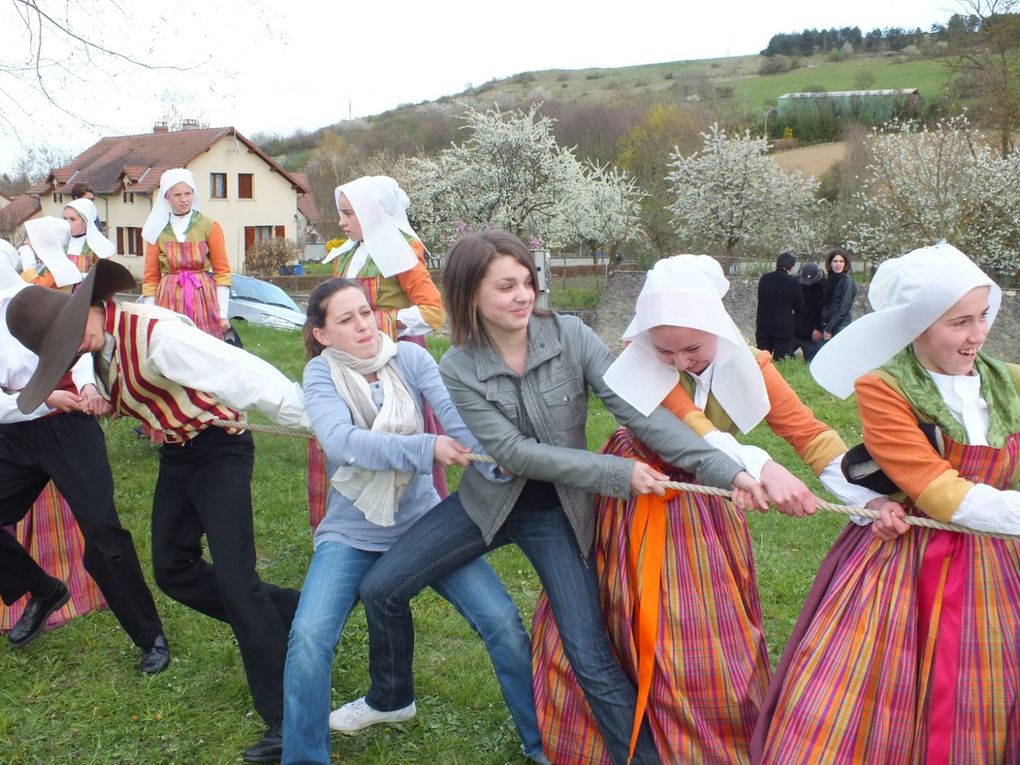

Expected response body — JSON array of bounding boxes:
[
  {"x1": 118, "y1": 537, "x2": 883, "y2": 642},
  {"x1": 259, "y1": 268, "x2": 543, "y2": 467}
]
[{"x1": 328, "y1": 697, "x2": 416, "y2": 733}]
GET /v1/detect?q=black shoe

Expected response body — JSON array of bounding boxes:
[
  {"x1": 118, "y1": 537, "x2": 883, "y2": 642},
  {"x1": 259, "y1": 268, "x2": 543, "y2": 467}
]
[
  {"x1": 140, "y1": 634, "x2": 171, "y2": 675},
  {"x1": 8, "y1": 580, "x2": 70, "y2": 648},
  {"x1": 243, "y1": 721, "x2": 283, "y2": 763}
]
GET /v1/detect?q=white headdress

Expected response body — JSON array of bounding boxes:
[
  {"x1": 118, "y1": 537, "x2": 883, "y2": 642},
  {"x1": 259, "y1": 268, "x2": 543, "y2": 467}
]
[
  {"x1": 142, "y1": 168, "x2": 198, "y2": 244},
  {"x1": 603, "y1": 254, "x2": 770, "y2": 433},
  {"x1": 0, "y1": 238, "x2": 23, "y2": 292},
  {"x1": 23, "y1": 217, "x2": 82, "y2": 288},
  {"x1": 323, "y1": 175, "x2": 419, "y2": 277},
  {"x1": 64, "y1": 198, "x2": 115, "y2": 259},
  {"x1": 811, "y1": 242, "x2": 1000, "y2": 398}
]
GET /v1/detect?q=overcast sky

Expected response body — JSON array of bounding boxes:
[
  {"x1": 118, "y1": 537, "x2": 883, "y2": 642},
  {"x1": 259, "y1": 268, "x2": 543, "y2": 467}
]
[{"x1": 0, "y1": 0, "x2": 957, "y2": 172}]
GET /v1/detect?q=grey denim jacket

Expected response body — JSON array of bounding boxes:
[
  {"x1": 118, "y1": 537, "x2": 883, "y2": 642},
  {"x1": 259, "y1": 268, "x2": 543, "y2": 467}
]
[{"x1": 439, "y1": 313, "x2": 743, "y2": 555}]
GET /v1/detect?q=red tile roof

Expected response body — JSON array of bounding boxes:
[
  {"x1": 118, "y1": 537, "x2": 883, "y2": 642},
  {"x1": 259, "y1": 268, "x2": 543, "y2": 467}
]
[
  {"x1": 0, "y1": 195, "x2": 41, "y2": 234},
  {"x1": 289, "y1": 172, "x2": 322, "y2": 225},
  {"x1": 42, "y1": 126, "x2": 306, "y2": 196}
]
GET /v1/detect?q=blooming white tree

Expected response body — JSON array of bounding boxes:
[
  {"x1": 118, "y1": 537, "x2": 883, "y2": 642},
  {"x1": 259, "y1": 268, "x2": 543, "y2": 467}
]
[
  {"x1": 402, "y1": 104, "x2": 642, "y2": 257},
  {"x1": 666, "y1": 124, "x2": 825, "y2": 261},
  {"x1": 561, "y1": 161, "x2": 645, "y2": 261},
  {"x1": 847, "y1": 116, "x2": 1020, "y2": 279}
]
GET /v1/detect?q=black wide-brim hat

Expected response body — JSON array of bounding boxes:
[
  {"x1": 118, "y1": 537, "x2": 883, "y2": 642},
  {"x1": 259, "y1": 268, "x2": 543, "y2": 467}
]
[{"x1": 7, "y1": 259, "x2": 136, "y2": 413}]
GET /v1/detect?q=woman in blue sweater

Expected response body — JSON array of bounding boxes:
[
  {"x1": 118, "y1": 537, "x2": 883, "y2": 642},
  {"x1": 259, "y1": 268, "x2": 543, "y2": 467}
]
[{"x1": 281, "y1": 278, "x2": 546, "y2": 765}]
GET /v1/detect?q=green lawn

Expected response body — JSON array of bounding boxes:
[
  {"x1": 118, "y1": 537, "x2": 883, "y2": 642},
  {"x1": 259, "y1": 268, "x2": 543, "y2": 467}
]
[
  {"x1": 729, "y1": 56, "x2": 952, "y2": 107},
  {"x1": 0, "y1": 326, "x2": 861, "y2": 764}
]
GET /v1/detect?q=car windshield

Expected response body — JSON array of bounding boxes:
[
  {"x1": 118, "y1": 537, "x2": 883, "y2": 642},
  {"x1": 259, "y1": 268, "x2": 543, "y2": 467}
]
[{"x1": 231, "y1": 275, "x2": 300, "y2": 311}]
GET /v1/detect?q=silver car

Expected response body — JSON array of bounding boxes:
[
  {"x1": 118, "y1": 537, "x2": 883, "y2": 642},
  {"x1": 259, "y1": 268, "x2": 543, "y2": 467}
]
[{"x1": 228, "y1": 274, "x2": 306, "y2": 330}]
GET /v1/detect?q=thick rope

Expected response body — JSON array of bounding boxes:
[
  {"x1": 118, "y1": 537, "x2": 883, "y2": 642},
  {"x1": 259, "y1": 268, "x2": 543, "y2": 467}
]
[{"x1": 214, "y1": 419, "x2": 1020, "y2": 541}]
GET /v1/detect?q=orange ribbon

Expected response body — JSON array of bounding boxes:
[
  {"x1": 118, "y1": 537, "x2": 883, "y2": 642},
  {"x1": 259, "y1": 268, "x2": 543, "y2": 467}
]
[{"x1": 626, "y1": 489, "x2": 679, "y2": 764}]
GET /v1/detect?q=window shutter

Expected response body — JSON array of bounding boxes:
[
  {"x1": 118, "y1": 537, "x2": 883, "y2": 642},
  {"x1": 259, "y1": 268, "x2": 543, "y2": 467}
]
[
  {"x1": 117, "y1": 227, "x2": 124, "y2": 253},
  {"x1": 274, "y1": 225, "x2": 285, "y2": 239},
  {"x1": 238, "y1": 173, "x2": 253, "y2": 199},
  {"x1": 244, "y1": 226, "x2": 255, "y2": 255}
]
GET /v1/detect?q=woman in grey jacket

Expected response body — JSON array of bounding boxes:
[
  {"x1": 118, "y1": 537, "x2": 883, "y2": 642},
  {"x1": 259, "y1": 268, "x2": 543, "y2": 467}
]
[{"x1": 332, "y1": 230, "x2": 767, "y2": 765}]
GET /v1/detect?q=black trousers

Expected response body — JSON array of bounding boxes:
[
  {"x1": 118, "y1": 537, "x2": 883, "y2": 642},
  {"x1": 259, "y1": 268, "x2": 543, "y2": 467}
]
[
  {"x1": 755, "y1": 334, "x2": 794, "y2": 361},
  {"x1": 151, "y1": 427, "x2": 299, "y2": 724},
  {"x1": 0, "y1": 413, "x2": 163, "y2": 647}
]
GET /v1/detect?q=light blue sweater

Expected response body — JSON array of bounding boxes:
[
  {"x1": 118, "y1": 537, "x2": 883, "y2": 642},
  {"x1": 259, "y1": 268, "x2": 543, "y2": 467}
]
[{"x1": 304, "y1": 342, "x2": 491, "y2": 551}]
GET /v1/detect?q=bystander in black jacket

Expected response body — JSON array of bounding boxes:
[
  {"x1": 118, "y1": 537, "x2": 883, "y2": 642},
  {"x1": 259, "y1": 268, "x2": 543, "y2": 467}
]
[
  {"x1": 755, "y1": 252, "x2": 802, "y2": 360},
  {"x1": 818, "y1": 248, "x2": 857, "y2": 339},
  {"x1": 793, "y1": 262, "x2": 825, "y2": 361}
]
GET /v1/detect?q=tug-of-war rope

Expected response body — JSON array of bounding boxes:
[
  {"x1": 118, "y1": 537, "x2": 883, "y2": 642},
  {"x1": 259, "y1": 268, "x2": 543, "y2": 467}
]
[{"x1": 214, "y1": 419, "x2": 1020, "y2": 542}]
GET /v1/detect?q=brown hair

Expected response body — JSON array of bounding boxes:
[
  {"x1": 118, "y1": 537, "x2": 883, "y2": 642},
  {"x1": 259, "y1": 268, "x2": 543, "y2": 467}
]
[
  {"x1": 302, "y1": 278, "x2": 369, "y2": 359},
  {"x1": 70, "y1": 181, "x2": 94, "y2": 200},
  {"x1": 826, "y1": 247, "x2": 853, "y2": 275},
  {"x1": 442, "y1": 229, "x2": 550, "y2": 347}
]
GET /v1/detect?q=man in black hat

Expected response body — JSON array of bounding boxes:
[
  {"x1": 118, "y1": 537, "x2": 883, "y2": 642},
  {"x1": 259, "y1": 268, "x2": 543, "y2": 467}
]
[
  {"x1": 792, "y1": 262, "x2": 826, "y2": 362},
  {"x1": 7, "y1": 259, "x2": 307, "y2": 763},
  {"x1": 0, "y1": 263, "x2": 170, "y2": 673},
  {"x1": 755, "y1": 251, "x2": 802, "y2": 361}
]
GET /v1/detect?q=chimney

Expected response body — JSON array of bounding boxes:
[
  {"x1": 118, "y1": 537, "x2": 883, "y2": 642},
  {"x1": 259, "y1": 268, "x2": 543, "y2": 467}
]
[
  {"x1": 181, "y1": 118, "x2": 201, "y2": 130},
  {"x1": 153, "y1": 121, "x2": 169, "y2": 134}
]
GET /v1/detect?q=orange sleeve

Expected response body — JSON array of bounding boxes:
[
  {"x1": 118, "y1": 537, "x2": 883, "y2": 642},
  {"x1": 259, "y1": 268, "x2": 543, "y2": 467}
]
[
  {"x1": 207, "y1": 223, "x2": 232, "y2": 287},
  {"x1": 27, "y1": 270, "x2": 57, "y2": 289},
  {"x1": 142, "y1": 240, "x2": 162, "y2": 297},
  {"x1": 660, "y1": 381, "x2": 724, "y2": 437},
  {"x1": 394, "y1": 240, "x2": 444, "y2": 331},
  {"x1": 759, "y1": 351, "x2": 847, "y2": 474},
  {"x1": 856, "y1": 373, "x2": 972, "y2": 521}
]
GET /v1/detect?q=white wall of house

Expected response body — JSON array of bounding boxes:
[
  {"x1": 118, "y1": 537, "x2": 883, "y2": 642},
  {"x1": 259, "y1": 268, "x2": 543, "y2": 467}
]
[{"x1": 39, "y1": 137, "x2": 301, "y2": 279}]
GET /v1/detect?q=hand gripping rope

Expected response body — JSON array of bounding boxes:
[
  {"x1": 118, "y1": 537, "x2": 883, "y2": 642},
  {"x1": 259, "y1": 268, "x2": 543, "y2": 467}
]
[{"x1": 211, "y1": 419, "x2": 1020, "y2": 542}]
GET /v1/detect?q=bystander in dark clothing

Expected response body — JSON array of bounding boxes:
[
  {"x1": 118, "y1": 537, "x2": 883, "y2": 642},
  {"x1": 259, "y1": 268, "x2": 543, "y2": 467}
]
[
  {"x1": 792, "y1": 262, "x2": 825, "y2": 361},
  {"x1": 817, "y1": 248, "x2": 857, "y2": 342},
  {"x1": 755, "y1": 252, "x2": 802, "y2": 361}
]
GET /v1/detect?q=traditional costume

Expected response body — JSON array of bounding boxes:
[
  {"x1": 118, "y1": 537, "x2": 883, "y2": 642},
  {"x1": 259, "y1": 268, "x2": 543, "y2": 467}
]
[
  {"x1": 308, "y1": 176, "x2": 446, "y2": 528},
  {"x1": 0, "y1": 253, "x2": 166, "y2": 669},
  {"x1": 754, "y1": 242, "x2": 1020, "y2": 764},
  {"x1": 8, "y1": 260, "x2": 308, "y2": 754},
  {"x1": 531, "y1": 255, "x2": 877, "y2": 764},
  {"x1": 141, "y1": 168, "x2": 230, "y2": 339},
  {"x1": 0, "y1": 237, "x2": 106, "y2": 634},
  {"x1": 64, "y1": 198, "x2": 115, "y2": 275}
]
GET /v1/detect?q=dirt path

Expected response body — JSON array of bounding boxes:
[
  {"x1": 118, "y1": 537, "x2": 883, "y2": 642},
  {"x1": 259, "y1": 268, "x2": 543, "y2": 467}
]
[{"x1": 772, "y1": 141, "x2": 846, "y2": 178}]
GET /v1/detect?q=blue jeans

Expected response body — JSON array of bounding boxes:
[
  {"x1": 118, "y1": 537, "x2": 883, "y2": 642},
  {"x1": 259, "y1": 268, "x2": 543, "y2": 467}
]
[
  {"x1": 281, "y1": 539, "x2": 544, "y2": 765},
  {"x1": 360, "y1": 493, "x2": 658, "y2": 765}
]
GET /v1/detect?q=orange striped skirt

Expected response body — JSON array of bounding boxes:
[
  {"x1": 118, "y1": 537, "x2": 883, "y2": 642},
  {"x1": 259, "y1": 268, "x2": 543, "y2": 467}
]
[
  {"x1": 532, "y1": 428, "x2": 769, "y2": 764},
  {"x1": 0, "y1": 482, "x2": 106, "y2": 631},
  {"x1": 755, "y1": 521, "x2": 1020, "y2": 764}
]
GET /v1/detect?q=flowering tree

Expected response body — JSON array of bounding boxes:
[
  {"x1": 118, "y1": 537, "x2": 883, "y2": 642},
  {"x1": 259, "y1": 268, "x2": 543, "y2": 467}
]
[
  {"x1": 402, "y1": 104, "x2": 641, "y2": 257},
  {"x1": 562, "y1": 162, "x2": 644, "y2": 261},
  {"x1": 666, "y1": 124, "x2": 825, "y2": 261},
  {"x1": 847, "y1": 116, "x2": 1020, "y2": 280}
]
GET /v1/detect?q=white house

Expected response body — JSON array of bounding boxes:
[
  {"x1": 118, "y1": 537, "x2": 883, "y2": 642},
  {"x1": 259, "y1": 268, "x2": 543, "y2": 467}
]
[{"x1": 18, "y1": 125, "x2": 321, "y2": 277}]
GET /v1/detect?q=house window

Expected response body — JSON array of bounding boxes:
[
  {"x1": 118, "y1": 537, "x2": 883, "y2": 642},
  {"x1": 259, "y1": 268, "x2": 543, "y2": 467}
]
[
  {"x1": 244, "y1": 225, "x2": 285, "y2": 255},
  {"x1": 238, "y1": 173, "x2": 253, "y2": 199},
  {"x1": 210, "y1": 173, "x2": 227, "y2": 199},
  {"x1": 52, "y1": 193, "x2": 60, "y2": 203},
  {"x1": 116, "y1": 226, "x2": 144, "y2": 256},
  {"x1": 123, "y1": 192, "x2": 135, "y2": 204}
]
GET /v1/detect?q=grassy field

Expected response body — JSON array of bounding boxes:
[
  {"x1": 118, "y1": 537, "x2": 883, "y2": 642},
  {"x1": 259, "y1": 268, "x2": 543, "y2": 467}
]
[
  {"x1": 0, "y1": 324, "x2": 860, "y2": 764},
  {"x1": 458, "y1": 53, "x2": 952, "y2": 112},
  {"x1": 729, "y1": 56, "x2": 950, "y2": 107}
]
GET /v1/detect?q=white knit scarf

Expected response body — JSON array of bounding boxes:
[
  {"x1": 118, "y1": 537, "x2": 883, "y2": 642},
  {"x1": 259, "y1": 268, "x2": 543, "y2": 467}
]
[{"x1": 322, "y1": 332, "x2": 423, "y2": 526}]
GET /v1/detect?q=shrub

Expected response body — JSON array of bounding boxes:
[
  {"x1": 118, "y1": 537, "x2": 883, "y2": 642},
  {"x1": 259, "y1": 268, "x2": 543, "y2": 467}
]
[
  {"x1": 246, "y1": 237, "x2": 301, "y2": 278},
  {"x1": 759, "y1": 55, "x2": 792, "y2": 76}
]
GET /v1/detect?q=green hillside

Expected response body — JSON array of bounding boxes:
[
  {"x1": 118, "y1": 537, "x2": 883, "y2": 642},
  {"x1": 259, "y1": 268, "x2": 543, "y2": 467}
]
[{"x1": 455, "y1": 53, "x2": 951, "y2": 110}]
